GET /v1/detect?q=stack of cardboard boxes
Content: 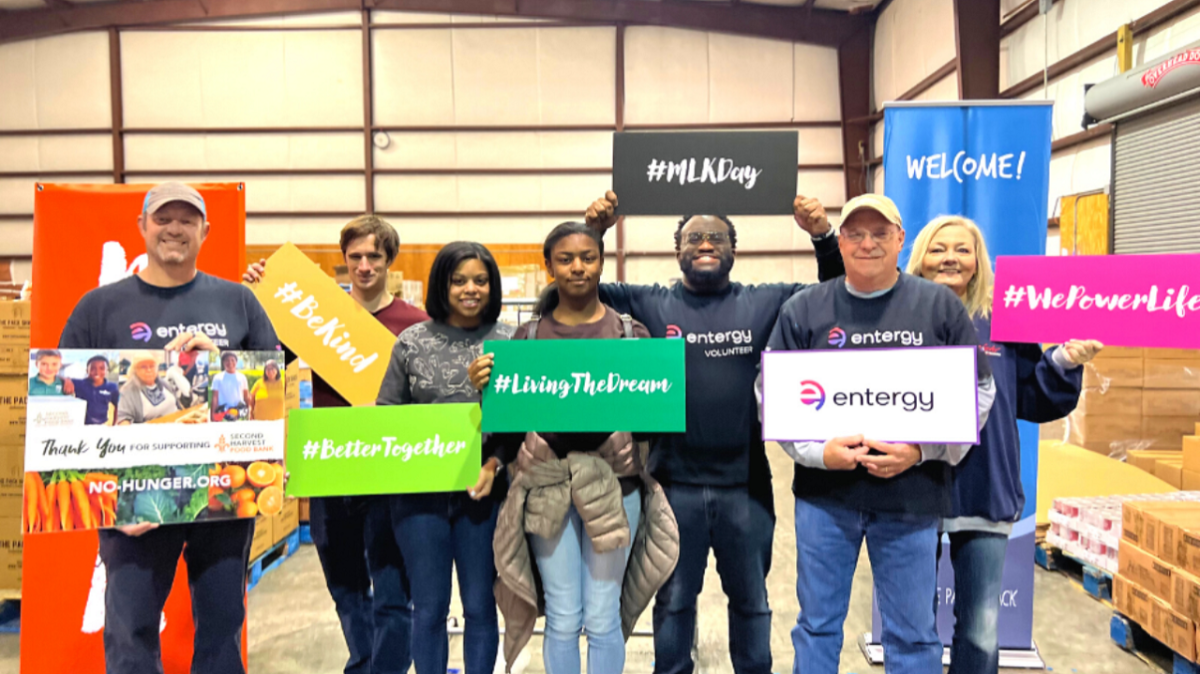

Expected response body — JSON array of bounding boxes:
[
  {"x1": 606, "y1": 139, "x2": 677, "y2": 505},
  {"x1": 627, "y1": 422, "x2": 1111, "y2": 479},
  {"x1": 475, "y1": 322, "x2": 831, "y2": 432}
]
[
  {"x1": 1116, "y1": 497, "x2": 1200, "y2": 661},
  {"x1": 1068, "y1": 347, "x2": 1200, "y2": 485},
  {"x1": 0, "y1": 301, "x2": 29, "y2": 592}
]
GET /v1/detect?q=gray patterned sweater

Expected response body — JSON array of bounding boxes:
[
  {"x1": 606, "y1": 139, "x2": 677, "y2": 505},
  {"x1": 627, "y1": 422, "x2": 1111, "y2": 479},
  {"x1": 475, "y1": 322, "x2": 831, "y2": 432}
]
[{"x1": 376, "y1": 319, "x2": 517, "y2": 462}]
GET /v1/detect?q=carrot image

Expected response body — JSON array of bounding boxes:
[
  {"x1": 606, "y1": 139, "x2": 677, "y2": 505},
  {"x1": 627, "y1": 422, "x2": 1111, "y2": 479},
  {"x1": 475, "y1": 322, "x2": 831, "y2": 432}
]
[
  {"x1": 57, "y1": 479, "x2": 73, "y2": 531},
  {"x1": 38, "y1": 474, "x2": 52, "y2": 528},
  {"x1": 71, "y1": 479, "x2": 94, "y2": 529},
  {"x1": 25, "y1": 473, "x2": 39, "y2": 533},
  {"x1": 45, "y1": 481, "x2": 59, "y2": 533}
]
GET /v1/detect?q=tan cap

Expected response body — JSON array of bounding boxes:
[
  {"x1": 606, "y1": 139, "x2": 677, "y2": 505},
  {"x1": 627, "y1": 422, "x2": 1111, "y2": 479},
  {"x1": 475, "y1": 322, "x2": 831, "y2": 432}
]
[
  {"x1": 126, "y1": 350, "x2": 162, "y2": 367},
  {"x1": 142, "y1": 182, "x2": 206, "y2": 219},
  {"x1": 840, "y1": 193, "x2": 902, "y2": 228}
]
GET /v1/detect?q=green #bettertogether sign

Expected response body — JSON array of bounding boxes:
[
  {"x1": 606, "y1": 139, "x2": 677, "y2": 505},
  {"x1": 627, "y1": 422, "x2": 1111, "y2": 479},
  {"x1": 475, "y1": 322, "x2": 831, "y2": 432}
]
[
  {"x1": 481, "y1": 339, "x2": 685, "y2": 433},
  {"x1": 285, "y1": 403, "x2": 482, "y2": 497}
]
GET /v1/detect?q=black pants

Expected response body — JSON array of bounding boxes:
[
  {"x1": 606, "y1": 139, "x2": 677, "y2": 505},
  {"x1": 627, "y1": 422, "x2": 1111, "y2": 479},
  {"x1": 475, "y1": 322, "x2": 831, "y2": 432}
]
[
  {"x1": 310, "y1": 495, "x2": 413, "y2": 674},
  {"x1": 99, "y1": 518, "x2": 253, "y2": 674}
]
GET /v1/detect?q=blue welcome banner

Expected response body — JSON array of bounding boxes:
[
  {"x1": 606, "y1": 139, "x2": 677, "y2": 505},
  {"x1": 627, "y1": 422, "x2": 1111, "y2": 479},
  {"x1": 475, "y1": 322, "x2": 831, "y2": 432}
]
[{"x1": 870, "y1": 101, "x2": 1053, "y2": 659}]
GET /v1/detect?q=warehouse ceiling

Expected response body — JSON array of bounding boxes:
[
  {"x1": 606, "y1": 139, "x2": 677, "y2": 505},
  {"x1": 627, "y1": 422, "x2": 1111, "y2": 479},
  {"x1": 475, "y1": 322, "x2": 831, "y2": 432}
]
[{"x1": 0, "y1": 0, "x2": 882, "y2": 46}]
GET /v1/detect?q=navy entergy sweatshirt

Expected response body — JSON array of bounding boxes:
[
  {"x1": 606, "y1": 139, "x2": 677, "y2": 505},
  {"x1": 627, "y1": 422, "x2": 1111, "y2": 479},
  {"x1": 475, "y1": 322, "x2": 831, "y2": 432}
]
[
  {"x1": 767, "y1": 274, "x2": 991, "y2": 516},
  {"x1": 951, "y1": 315, "x2": 1082, "y2": 523},
  {"x1": 598, "y1": 234, "x2": 844, "y2": 493}
]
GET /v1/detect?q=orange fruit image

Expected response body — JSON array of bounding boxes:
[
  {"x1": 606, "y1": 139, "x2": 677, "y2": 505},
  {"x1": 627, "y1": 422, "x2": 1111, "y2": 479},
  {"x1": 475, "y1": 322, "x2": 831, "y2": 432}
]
[
  {"x1": 247, "y1": 462, "x2": 275, "y2": 488},
  {"x1": 257, "y1": 486, "x2": 284, "y2": 516},
  {"x1": 208, "y1": 486, "x2": 226, "y2": 512},
  {"x1": 222, "y1": 465, "x2": 247, "y2": 489},
  {"x1": 271, "y1": 463, "x2": 285, "y2": 489},
  {"x1": 236, "y1": 501, "x2": 258, "y2": 518},
  {"x1": 233, "y1": 488, "x2": 256, "y2": 504}
]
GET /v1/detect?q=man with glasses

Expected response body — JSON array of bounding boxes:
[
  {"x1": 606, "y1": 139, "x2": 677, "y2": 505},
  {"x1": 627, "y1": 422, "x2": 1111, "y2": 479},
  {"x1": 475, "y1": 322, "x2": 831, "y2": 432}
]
[
  {"x1": 584, "y1": 192, "x2": 842, "y2": 674},
  {"x1": 760, "y1": 193, "x2": 995, "y2": 674}
]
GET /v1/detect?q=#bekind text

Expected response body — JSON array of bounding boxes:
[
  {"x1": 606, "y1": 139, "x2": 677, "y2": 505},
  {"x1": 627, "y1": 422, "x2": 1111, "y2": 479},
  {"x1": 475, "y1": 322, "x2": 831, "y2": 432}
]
[
  {"x1": 496, "y1": 372, "x2": 673, "y2": 399},
  {"x1": 1005, "y1": 284, "x2": 1200, "y2": 318},
  {"x1": 305, "y1": 436, "x2": 466, "y2": 463},
  {"x1": 275, "y1": 283, "x2": 380, "y2": 373}
]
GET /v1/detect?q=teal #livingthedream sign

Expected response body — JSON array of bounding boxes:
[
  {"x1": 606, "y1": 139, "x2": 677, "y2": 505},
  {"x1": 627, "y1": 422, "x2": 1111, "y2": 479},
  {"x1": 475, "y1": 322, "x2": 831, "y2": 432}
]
[
  {"x1": 480, "y1": 339, "x2": 686, "y2": 433},
  {"x1": 285, "y1": 403, "x2": 482, "y2": 497}
]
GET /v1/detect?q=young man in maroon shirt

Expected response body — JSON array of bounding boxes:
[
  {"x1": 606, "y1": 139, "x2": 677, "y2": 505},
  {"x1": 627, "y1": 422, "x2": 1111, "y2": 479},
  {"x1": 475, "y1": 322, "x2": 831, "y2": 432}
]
[{"x1": 246, "y1": 216, "x2": 426, "y2": 674}]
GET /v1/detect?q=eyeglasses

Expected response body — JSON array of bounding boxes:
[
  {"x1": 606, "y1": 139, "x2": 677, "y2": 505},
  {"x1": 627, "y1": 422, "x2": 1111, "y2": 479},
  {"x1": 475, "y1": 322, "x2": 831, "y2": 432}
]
[
  {"x1": 685, "y1": 231, "x2": 729, "y2": 245},
  {"x1": 840, "y1": 227, "x2": 898, "y2": 244}
]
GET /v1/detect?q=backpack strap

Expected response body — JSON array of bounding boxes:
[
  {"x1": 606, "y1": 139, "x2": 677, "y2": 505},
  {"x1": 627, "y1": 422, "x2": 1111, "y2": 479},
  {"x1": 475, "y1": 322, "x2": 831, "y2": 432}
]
[{"x1": 619, "y1": 313, "x2": 636, "y2": 339}]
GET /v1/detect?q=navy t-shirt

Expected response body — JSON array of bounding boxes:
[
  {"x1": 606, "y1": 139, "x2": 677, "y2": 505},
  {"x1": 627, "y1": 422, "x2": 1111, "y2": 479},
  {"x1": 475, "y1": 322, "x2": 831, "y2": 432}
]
[
  {"x1": 71, "y1": 378, "x2": 120, "y2": 425},
  {"x1": 59, "y1": 272, "x2": 278, "y2": 351},
  {"x1": 768, "y1": 274, "x2": 989, "y2": 516}
]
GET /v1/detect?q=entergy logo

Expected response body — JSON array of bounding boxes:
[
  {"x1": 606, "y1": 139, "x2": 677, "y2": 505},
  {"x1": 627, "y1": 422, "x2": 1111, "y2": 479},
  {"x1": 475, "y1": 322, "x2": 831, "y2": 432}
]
[
  {"x1": 828, "y1": 327, "x2": 846, "y2": 348},
  {"x1": 799, "y1": 380, "x2": 826, "y2": 410},
  {"x1": 665, "y1": 324, "x2": 683, "y2": 338},
  {"x1": 130, "y1": 322, "x2": 152, "y2": 342}
]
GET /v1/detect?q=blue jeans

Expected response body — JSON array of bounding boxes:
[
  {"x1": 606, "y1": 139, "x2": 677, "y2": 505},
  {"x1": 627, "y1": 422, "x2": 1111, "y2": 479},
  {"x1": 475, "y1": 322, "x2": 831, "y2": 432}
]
[
  {"x1": 652, "y1": 483, "x2": 774, "y2": 674},
  {"x1": 310, "y1": 496, "x2": 413, "y2": 674},
  {"x1": 945, "y1": 531, "x2": 1008, "y2": 674},
  {"x1": 792, "y1": 499, "x2": 941, "y2": 674},
  {"x1": 531, "y1": 488, "x2": 642, "y2": 674},
  {"x1": 391, "y1": 493, "x2": 499, "y2": 674}
]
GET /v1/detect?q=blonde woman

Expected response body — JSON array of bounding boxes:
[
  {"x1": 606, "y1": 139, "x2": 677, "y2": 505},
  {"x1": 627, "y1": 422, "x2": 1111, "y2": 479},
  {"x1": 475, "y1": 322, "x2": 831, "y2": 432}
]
[{"x1": 906, "y1": 216, "x2": 1101, "y2": 673}]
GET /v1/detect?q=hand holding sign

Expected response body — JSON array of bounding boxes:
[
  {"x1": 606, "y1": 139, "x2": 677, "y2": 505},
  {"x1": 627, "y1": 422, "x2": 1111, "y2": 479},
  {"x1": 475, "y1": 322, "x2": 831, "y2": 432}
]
[
  {"x1": 822, "y1": 435, "x2": 868, "y2": 470},
  {"x1": 858, "y1": 439, "x2": 921, "y2": 479},
  {"x1": 1061, "y1": 339, "x2": 1104, "y2": 365},
  {"x1": 468, "y1": 353, "x2": 494, "y2": 392},
  {"x1": 585, "y1": 191, "x2": 621, "y2": 233},
  {"x1": 793, "y1": 195, "x2": 831, "y2": 237},
  {"x1": 243, "y1": 258, "x2": 267, "y2": 284}
]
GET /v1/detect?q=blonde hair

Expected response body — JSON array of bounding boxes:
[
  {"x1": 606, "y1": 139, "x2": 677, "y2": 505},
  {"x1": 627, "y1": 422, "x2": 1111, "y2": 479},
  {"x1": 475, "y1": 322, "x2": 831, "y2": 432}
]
[{"x1": 905, "y1": 215, "x2": 994, "y2": 318}]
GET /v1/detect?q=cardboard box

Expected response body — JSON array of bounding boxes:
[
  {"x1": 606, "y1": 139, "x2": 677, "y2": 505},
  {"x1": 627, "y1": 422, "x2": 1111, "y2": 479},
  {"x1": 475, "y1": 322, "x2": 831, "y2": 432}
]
[
  {"x1": 0, "y1": 375, "x2": 26, "y2": 445},
  {"x1": 1143, "y1": 416, "x2": 1199, "y2": 450},
  {"x1": 250, "y1": 513, "x2": 273, "y2": 561},
  {"x1": 0, "y1": 517, "x2": 21, "y2": 591},
  {"x1": 1145, "y1": 390, "x2": 1200, "y2": 418},
  {"x1": 1154, "y1": 595, "x2": 1197, "y2": 660},
  {"x1": 1145, "y1": 359, "x2": 1200, "y2": 390},
  {"x1": 1131, "y1": 449, "x2": 1184, "y2": 474},
  {"x1": 1186, "y1": 437, "x2": 1200, "y2": 474},
  {"x1": 1096, "y1": 346, "x2": 1146, "y2": 360},
  {"x1": 0, "y1": 347, "x2": 28, "y2": 376},
  {"x1": 1187, "y1": 470, "x2": 1200, "y2": 492},
  {"x1": 1069, "y1": 414, "x2": 1143, "y2": 454},
  {"x1": 0, "y1": 447, "x2": 21, "y2": 519},
  {"x1": 272, "y1": 498, "x2": 299, "y2": 545},
  {"x1": 299, "y1": 497, "x2": 309, "y2": 523},
  {"x1": 1148, "y1": 506, "x2": 1200, "y2": 562},
  {"x1": 1126, "y1": 502, "x2": 1200, "y2": 550},
  {"x1": 1175, "y1": 568, "x2": 1200, "y2": 623},
  {"x1": 1084, "y1": 358, "x2": 1145, "y2": 389},
  {"x1": 1180, "y1": 528, "x2": 1200, "y2": 577},
  {"x1": 1158, "y1": 460, "x2": 1185, "y2": 489},
  {"x1": 1078, "y1": 387, "x2": 1144, "y2": 417},
  {"x1": 0, "y1": 301, "x2": 31, "y2": 346},
  {"x1": 1120, "y1": 540, "x2": 1175, "y2": 599},
  {"x1": 1151, "y1": 349, "x2": 1200, "y2": 360},
  {"x1": 1117, "y1": 574, "x2": 1155, "y2": 626}
]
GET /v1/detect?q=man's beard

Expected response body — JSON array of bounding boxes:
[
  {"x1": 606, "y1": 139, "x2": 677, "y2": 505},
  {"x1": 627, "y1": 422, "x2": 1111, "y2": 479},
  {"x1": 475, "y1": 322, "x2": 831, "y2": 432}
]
[{"x1": 680, "y1": 252, "x2": 734, "y2": 290}]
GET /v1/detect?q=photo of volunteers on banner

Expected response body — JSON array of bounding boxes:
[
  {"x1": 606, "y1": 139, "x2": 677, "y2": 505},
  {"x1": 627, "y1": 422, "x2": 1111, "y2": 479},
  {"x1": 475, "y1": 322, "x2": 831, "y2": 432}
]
[
  {"x1": 22, "y1": 349, "x2": 285, "y2": 533},
  {"x1": 991, "y1": 253, "x2": 1200, "y2": 349},
  {"x1": 248, "y1": 242, "x2": 397, "y2": 406},
  {"x1": 482, "y1": 338, "x2": 686, "y2": 433},
  {"x1": 760, "y1": 347, "x2": 980, "y2": 444},
  {"x1": 285, "y1": 404, "x2": 482, "y2": 498}
]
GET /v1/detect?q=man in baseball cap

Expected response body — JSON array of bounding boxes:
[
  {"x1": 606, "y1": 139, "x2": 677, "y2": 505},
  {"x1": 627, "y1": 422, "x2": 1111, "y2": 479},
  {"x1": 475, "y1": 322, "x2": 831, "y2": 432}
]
[
  {"x1": 60, "y1": 182, "x2": 278, "y2": 674},
  {"x1": 760, "y1": 192, "x2": 995, "y2": 674}
]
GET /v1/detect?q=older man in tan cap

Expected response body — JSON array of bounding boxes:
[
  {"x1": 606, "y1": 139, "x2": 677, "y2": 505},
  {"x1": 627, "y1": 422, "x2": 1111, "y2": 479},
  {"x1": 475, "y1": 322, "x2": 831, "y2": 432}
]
[
  {"x1": 59, "y1": 182, "x2": 278, "y2": 674},
  {"x1": 759, "y1": 192, "x2": 996, "y2": 674}
]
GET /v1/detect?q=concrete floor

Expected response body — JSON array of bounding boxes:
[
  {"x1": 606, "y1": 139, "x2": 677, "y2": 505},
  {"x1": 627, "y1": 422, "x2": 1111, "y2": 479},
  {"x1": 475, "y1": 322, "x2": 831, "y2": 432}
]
[{"x1": 0, "y1": 447, "x2": 1159, "y2": 672}]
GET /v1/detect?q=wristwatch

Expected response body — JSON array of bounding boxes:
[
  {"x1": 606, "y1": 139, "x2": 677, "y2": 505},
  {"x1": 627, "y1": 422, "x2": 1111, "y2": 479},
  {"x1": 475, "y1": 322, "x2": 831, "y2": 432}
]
[{"x1": 811, "y1": 229, "x2": 835, "y2": 242}]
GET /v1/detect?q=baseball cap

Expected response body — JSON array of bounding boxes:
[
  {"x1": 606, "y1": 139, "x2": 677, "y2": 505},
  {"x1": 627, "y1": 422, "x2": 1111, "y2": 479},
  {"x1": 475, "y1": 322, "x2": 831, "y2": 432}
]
[
  {"x1": 143, "y1": 182, "x2": 207, "y2": 219},
  {"x1": 840, "y1": 193, "x2": 902, "y2": 228}
]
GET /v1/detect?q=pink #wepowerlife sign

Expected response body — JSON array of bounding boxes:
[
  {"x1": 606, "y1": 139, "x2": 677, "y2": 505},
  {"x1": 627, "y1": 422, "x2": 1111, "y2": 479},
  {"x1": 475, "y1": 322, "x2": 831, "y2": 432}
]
[{"x1": 991, "y1": 254, "x2": 1200, "y2": 348}]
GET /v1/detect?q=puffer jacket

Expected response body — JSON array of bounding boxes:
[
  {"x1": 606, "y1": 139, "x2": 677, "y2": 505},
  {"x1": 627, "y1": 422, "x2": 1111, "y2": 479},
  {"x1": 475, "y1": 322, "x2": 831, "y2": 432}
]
[{"x1": 493, "y1": 431, "x2": 680, "y2": 672}]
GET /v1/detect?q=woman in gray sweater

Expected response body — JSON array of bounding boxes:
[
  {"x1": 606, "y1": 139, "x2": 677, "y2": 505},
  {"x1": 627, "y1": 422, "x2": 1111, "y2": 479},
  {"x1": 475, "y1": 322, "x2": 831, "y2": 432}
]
[{"x1": 376, "y1": 241, "x2": 516, "y2": 674}]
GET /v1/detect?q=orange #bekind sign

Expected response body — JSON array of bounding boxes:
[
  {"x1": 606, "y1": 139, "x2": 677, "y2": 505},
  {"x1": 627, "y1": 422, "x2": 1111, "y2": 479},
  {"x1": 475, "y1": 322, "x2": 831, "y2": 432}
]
[{"x1": 250, "y1": 243, "x2": 396, "y2": 406}]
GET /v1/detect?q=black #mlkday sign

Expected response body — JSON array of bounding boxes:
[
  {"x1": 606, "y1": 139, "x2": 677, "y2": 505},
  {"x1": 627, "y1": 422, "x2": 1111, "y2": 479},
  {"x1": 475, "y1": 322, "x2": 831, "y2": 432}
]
[{"x1": 612, "y1": 131, "x2": 799, "y2": 216}]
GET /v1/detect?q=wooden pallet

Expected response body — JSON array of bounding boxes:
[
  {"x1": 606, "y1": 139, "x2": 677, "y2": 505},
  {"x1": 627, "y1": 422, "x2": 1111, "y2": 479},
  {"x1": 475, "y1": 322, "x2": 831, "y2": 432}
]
[
  {"x1": 1036, "y1": 542, "x2": 1113, "y2": 602},
  {"x1": 1111, "y1": 612, "x2": 1199, "y2": 674},
  {"x1": 248, "y1": 528, "x2": 300, "y2": 592}
]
